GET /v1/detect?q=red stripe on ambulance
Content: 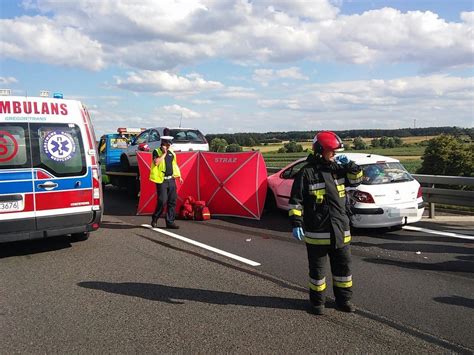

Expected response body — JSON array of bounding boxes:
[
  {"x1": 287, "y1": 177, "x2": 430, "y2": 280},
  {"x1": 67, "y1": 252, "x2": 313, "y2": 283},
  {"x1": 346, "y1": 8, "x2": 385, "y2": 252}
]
[{"x1": 35, "y1": 190, "x2": 92, "y2": 210}]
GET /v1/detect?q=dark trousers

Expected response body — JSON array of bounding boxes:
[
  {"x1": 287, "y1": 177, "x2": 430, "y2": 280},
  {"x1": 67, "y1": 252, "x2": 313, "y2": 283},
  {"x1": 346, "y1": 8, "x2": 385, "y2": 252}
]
[
  {"x1": 306, "y1": 244, "x2": 352, "y2": 306},
  {"x1": 152, "y1": 179, "x2": 177, "y2": 225}
]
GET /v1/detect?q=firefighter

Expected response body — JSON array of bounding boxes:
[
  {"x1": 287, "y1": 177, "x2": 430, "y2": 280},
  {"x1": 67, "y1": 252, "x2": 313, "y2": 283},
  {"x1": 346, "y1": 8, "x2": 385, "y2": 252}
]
[
  {"x1": 150, "y1": 136, "x2": 183, "y2": 229},
  {"x1": 289, "y1": 131, "x2": 363, "y2": 315}
]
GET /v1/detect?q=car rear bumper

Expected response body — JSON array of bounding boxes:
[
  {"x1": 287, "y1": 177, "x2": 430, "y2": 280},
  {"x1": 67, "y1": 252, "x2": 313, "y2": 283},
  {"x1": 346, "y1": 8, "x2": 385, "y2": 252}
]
[{"x1": 351, "y1": 203, "x2": 424, "y2": 228}]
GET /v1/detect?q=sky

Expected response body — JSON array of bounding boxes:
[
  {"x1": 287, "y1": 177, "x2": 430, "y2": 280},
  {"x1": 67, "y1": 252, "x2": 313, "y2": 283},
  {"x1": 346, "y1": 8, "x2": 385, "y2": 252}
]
[{"x1": 0, "y1": 0, "x2": 473, "y2": 139}]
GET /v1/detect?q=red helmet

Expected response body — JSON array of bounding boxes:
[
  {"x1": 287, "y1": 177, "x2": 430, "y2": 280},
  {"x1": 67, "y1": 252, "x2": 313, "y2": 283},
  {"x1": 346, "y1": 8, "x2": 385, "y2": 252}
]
[{"x1": 312, "y1": 131, "x2": 344, "y2": 154}]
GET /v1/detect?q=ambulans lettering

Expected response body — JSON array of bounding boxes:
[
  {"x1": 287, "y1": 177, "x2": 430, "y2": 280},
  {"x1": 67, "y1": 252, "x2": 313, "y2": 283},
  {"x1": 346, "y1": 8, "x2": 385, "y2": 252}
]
[
  {"x1": 0, "y1": 101, "x2": 68, "y2": 115},
  {"x1": 0, "y1": 130, "x2": 19, "y2": 162},
  {"x1": 43, "y1": 131, "x2": 76, "y2": 162},
  {"x1": 214, "y1": 157, "x2": 237, "y2": 163}
]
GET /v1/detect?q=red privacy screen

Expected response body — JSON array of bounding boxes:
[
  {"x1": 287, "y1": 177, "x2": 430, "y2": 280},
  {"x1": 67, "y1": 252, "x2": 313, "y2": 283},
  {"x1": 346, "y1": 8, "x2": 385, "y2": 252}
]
[{"x1": 137, "y1": 151, "x2": 267, "y2": 220}]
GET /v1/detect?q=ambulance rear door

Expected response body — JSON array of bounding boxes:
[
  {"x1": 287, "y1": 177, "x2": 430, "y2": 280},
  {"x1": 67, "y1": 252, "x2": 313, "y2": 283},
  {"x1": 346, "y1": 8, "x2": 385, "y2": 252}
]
[
  {"x1": 31, "y1": 123, "x2": 94, "y2": 231},
  {"x1": 0, "y1": 123, "x2": 36, "y2": 239}
]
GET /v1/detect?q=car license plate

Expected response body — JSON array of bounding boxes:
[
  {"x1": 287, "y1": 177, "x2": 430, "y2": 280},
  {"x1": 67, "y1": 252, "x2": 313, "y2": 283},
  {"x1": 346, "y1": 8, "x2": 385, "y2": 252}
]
[
  {"x1": 388, "y1": 208, "x2": 417, "y2": 217},
  {"x1": 0, "y1": 200, "x2": 24, "y2": 212}
]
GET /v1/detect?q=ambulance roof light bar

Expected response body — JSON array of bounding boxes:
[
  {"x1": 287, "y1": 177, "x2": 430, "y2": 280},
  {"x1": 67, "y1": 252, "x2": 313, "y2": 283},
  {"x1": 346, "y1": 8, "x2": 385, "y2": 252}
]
[
  {"x1": 0, "y1": 89, "x2": 12, "y2": 96},
  {"x1": 53, "y1": 92, "x2": 63, "y2": 99},
  {"x1": 40, "y1": 90, "x2": 50, "y2": 97}
]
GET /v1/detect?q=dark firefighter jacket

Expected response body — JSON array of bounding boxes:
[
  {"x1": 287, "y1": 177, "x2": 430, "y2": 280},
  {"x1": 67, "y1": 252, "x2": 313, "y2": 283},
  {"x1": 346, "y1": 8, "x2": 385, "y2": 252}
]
[{"x1": 289, "y1": 153, "x2": 363, "y2": 249}]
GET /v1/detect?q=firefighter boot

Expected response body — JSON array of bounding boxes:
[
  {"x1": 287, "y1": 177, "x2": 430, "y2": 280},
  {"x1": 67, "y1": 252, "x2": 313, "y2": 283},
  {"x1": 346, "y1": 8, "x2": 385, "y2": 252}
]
[
  {"x1": 309, "y1": 302, "x2": 324, "y2": 316},
  {"x1": 310, "y1": 305, "x2": 325, "y2": 315},
  {"x1": 336, "y1": 301, "x2": 355, "y2": 313},
  {"x1": 151, "y1": 218, "x2": 158, "y2": 228}
]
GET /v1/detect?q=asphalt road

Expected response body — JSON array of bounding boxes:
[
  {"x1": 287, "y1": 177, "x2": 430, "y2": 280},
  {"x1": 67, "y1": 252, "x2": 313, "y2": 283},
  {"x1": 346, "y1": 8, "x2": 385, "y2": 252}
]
[{"x1": 1, "y1": 186, "x2": 472, "y2": 353}]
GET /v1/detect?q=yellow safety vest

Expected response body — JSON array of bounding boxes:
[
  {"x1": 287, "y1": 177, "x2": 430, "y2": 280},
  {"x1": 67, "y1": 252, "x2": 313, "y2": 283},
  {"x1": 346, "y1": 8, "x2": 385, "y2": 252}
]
[{"x1": 149, "y1": 147, "x2": 181, "y2": 184}]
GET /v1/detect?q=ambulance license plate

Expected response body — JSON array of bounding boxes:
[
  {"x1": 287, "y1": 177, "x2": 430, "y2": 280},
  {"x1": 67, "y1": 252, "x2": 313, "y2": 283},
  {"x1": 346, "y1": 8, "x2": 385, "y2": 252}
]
[{"x1": 0, "y1": 200, "x2": 24, "y2": 212}]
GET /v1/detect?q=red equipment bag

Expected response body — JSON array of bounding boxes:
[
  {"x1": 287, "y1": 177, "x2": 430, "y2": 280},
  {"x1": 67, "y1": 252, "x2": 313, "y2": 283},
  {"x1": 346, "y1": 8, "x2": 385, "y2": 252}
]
[
  {"x1": 194, "y1": 205, "x2": 211, "y2": 221},
  {"x1": 193, "y1": 200, "x2": 206, "y2": 208},
  {"x1": 193, "y1": 201, "x2": 210, "y2": 221},
  {"x1": 179, "y1": 196, "x2": 195, "y2": 220}
]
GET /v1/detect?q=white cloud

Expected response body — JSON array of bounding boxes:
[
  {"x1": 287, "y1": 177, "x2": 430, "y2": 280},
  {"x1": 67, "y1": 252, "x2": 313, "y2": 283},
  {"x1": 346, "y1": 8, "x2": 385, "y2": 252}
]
[
  {"x1": 460, "y1": 11, "x2": 474, "y2": 24},
  {"x1": 318, "y1": 8, "x2": 473, "y2": 70},
  {"x1": 0, "y1": 76, "x2": 18, "y2": 85},
  {"x1": 88, "y1": 71, "x2": 473, "y2": 137},
  {"x1": 253, "y1": 67, "x2": 309, "y2": 85},
  {"x1": 191, "y1": 99, "x2": 212, "y2": 104},
  {"x1": 277, "y1": 67, "x2": 309, "y2": 80},
  {"x1": 114, "y1": 70, "x2": 224, "y2": 94},
  {"x1": 162, "y1": 104, "x2": 201, "y2": 119},
  {"x1": 0, "y1": 16, "x2": 104, "y2": 70},
  {"x1": 261, "y1": 0, "x2": 339, "y2": 21},
  {"x1": 3, "y1": 1, "x2": 472, "y2": 136},
  {"x1": 218, "y1": 86, "x2": 258, "y2": 99},
  {"x1": 255, "y1": 74, "x2": 473, "y2": 131},
  {"x1": 1, "y1": 1, "x2": 470, "y2": 71}
]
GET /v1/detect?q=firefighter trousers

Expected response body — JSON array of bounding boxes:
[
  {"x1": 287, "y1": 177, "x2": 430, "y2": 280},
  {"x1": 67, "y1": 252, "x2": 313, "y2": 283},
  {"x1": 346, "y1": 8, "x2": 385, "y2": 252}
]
[{"x1": 306, "y1": 244, "x2": 352, "y2": 306}]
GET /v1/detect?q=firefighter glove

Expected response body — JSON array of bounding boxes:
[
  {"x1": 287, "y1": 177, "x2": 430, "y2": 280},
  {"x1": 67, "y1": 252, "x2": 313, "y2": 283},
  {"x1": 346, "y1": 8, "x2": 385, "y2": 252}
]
[
  {"x1": 292, "y1": 227, "x2": 304, "y2": 241},
  {"x1": 335, "y1": 154, "x2": 350, "y2": 165}
]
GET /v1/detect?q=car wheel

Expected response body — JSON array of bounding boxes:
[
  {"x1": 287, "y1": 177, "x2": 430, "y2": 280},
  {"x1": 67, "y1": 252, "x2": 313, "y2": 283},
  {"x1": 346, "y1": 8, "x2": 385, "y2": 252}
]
[
  {"x1": 70, "y1": 232, "x2": 89, "y2": 242},
  {"x1": 120, "y1": 154, "x2": 131, "y2": 171},
  {"x1": 264, "y1": 189, "x2": 277, "y2": 212},
  {"x1": 126, "y1": 173, "x2": 140, "y2": 197}
]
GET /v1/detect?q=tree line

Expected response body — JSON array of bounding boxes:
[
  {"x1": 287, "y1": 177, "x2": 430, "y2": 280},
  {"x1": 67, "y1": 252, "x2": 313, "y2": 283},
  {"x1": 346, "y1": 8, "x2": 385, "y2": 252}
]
[{"x1": 206, "y1": 126, "x2": 473, "y2": 147}]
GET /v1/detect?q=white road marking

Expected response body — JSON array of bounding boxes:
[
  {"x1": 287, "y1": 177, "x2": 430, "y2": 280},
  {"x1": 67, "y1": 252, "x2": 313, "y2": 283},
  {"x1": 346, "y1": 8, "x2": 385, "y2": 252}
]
[
  {"x1": 141, "y1": 224, "x2": 261, "y2": 266},
  {"x1": 402, "y1": 225, "x2": 474, "y2": 240}
]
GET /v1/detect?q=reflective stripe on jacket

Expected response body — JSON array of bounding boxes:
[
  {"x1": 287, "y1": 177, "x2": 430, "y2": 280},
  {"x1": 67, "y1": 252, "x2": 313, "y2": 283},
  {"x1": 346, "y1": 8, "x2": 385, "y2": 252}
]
[
  {"x1": 289, "y1": 153, "x2": 362, "y2": 249},
  {"x1": 149, "y1": 147, "x2": 181, "y2": 184}
]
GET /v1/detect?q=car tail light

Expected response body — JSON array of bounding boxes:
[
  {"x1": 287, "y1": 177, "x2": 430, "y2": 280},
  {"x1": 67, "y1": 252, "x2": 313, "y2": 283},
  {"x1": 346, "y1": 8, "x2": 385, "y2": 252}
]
[
  {"x1": 353, "y1": 190, "x2": 375, "y2": 203},
  {"x1": 417, "y1": 186, "x2": 423, "y2": 198},
  {"x1": 92, "y1": 168, "x2": 101, "y2": 210}
]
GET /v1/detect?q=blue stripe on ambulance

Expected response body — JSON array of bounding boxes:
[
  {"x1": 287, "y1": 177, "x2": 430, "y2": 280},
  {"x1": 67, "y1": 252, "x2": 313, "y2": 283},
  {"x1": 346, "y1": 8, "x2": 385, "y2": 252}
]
[
  {"x1": 0, "y1": 170, "x2": 34, "y2": 181},
  {"x1": 0, "y1": 168, "x2": 92, "y2": 194},
  {"x1": 34, "y1": 169, "x2": 93, "y2": 191},
  {"x1": 0, "y1": 180, "x2": 34, "y2": 194}
]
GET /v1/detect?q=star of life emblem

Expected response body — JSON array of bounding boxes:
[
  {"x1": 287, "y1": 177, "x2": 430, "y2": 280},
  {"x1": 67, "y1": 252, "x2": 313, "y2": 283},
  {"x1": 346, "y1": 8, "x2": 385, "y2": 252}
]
[{"x1": 43, "y1": 131, "x2": 76, "y2": 162}]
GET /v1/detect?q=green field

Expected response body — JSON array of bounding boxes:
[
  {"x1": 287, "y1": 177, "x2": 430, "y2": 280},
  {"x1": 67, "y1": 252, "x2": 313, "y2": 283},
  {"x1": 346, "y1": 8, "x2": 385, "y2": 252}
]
[{"x1": 261, "y1": 146, "x2": 425, "y2": 173}]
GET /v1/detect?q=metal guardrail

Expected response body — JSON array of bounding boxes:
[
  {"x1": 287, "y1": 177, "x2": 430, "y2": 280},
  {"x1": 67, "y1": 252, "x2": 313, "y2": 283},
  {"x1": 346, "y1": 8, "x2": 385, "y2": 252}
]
[
  {"x1": 412, "y1": 174, "x2": 474, "y2": 217},
  {"x1": 267, "y1": 167, "x2": 474, "y2": 218}
]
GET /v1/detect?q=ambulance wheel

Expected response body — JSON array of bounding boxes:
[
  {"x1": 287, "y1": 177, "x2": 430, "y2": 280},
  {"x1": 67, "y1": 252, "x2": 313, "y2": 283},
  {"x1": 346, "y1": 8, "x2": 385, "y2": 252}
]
[
  {"x1": 70, "y1": 232, "x2": 90, "y2": 242},
  {"x1": 120, "y1": 155, "x2": 131, "y2": 171}
]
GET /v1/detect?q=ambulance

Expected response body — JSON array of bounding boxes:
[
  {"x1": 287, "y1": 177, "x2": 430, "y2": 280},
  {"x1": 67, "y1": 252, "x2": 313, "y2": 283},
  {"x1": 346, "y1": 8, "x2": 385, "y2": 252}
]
[{"x1": 0, "y1": 92, "x2": 102, "y2": 243}]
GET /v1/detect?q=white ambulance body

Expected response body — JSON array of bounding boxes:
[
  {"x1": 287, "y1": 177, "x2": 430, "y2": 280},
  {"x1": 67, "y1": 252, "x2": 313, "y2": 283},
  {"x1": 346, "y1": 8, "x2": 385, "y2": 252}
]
[{"x1": 0, "y1": 95, "x2": 103, "y2": 242}]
